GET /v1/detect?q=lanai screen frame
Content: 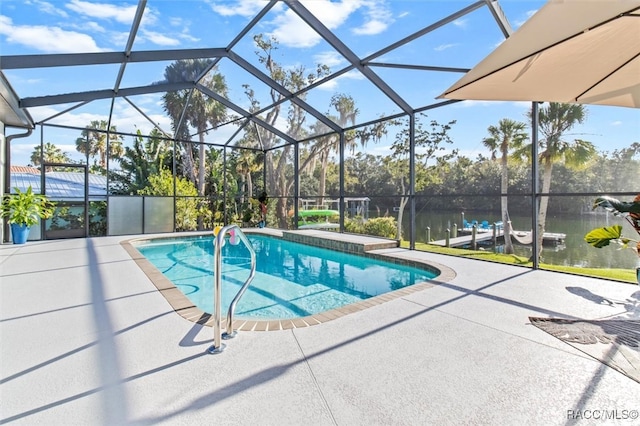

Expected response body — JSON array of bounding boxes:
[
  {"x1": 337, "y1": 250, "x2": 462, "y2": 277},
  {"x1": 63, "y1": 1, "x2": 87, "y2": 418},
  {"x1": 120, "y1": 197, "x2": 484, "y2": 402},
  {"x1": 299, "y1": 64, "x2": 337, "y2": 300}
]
[{"x1": 1, "y1": 0, "x2": 598, "y2": 269}]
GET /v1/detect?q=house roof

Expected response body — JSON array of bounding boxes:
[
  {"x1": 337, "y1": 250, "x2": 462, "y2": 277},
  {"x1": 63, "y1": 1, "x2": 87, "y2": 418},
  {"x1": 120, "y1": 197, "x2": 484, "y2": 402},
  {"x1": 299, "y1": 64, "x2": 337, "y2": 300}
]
[
  {"x1": 9, "y1": 165, "x2": 39, "y2": 174},
  {"x1": 0, "y1": 72, "x2": 33, "y2": 128},
  {"x1": 9, "y1": 170, "x2": 107, "y2": 199}
]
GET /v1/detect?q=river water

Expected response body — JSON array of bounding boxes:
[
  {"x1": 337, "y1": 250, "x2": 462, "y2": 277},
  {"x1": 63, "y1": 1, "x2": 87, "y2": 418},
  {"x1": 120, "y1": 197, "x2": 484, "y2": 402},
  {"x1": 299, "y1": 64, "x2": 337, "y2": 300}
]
[{"x1": 402, "y1": 210, "x2": 639, "y2": 270}]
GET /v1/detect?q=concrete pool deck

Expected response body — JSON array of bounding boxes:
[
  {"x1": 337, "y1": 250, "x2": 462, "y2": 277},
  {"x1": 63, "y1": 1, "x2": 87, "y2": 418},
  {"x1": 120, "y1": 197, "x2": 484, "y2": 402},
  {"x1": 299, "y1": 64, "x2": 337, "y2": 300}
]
[{"x1": 1, "y1": 231, "x2": 639, "y2": 425}]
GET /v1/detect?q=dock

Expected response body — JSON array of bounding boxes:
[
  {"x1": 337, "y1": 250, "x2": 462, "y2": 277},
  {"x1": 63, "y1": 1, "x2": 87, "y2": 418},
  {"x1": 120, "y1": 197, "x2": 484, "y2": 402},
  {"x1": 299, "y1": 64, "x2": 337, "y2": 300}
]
[
  {"x1": 430, "y1": 232, "x2": 495, "y2": 248},
  {"x1": 430, "y1": 227, "x2": 566, "y2": 248}
]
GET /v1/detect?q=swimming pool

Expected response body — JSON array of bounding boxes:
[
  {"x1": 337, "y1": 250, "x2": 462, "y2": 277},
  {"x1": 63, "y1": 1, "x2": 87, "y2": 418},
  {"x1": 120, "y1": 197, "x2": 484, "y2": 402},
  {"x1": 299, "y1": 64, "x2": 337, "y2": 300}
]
[{"x1": 133, "y1": 233, "x2": 440, "y2": 321}]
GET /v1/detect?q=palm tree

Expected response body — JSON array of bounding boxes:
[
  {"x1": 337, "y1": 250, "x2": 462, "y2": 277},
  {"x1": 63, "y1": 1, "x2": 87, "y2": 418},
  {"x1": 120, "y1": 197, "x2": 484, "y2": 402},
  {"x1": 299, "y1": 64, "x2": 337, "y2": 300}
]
[
  {"x1": 303, "y1": 94, "x2": 390, "y2": 209},
  {"x1": 161, "y1": 59, "x2": 228, "y2": 230},
  {"x1": 30, "y1": 142, "x2": 72, "y2": 171},
  {"x1": 162, "y1": 79, "x2": 194, "y2": 182},
  {"x1": 482, "y1": 118, "x2": 528, "y2": 254},
  {"x1": 530, "y1": 102, "x2": 597, "y2": 260},
  {"x1": 188, "y1": 71, "x2": 228, "y2": 197},
  {"x1": 161, "y1": 59, "x2": 228, "y2": 195},
  {"x1": 75, "y1": 120, "x2": 124, "y2": 169},
  {"x1": 235, "y1": 148, "x2": 261, "y2": 202}
]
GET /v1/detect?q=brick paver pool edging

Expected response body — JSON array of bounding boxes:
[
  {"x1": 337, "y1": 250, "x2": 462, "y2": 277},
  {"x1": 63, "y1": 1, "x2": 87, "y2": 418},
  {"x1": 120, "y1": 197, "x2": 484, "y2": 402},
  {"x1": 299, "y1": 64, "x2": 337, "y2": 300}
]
[{"x1": 120, "y1": 230, "x2": 456, "y2": 331}]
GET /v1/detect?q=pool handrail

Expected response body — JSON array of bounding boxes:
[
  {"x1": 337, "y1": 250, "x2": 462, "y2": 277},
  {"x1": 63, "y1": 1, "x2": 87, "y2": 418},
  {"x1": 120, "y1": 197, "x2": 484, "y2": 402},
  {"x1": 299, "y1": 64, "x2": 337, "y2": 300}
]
[
  {"x1": 223, "y1": 229, "x2": 257, "y2": 340},
  {"x1": 208, "y1": 225, "x2": 256, "y2": 354}
]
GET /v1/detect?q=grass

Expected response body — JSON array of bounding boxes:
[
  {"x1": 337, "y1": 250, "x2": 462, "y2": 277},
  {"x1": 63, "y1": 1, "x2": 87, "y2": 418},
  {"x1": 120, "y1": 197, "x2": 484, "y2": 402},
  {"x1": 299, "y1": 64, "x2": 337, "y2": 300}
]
[{"x1": 400, "y1": 241, "x2": 638, "y2": 284}]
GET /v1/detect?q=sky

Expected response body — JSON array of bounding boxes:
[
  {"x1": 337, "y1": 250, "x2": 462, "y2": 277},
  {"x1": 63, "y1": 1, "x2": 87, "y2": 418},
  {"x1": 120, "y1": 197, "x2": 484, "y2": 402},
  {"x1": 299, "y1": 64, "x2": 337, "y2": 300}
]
[{"x1": 1, "y1": 0, "x2": 639, "y2": 167}]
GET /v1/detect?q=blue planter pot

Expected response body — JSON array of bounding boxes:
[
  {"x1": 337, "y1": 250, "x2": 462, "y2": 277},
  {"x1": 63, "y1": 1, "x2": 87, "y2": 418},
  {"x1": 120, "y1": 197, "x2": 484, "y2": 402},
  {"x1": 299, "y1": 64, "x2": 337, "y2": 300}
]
[{"x1": 10, "y1": 223, "x2": 30, "y2": 244}]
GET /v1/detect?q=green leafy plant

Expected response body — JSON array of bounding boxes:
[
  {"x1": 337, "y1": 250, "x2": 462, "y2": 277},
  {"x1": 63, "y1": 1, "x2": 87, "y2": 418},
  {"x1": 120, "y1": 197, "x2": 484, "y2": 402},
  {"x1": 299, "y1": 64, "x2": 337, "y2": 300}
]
[
  {"x1": 345, "y1": 216, "x2": 398, "y2": 239},
  {"x1": 584, "y1": 194, "x2": 640, "y2": 257},
  {"x1": 0, "y1": 186, "x2": 56, "y2": 227}
]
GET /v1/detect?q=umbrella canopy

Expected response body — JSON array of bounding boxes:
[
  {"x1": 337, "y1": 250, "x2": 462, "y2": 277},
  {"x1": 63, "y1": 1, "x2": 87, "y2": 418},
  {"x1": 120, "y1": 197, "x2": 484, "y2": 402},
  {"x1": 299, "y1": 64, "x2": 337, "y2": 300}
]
[{"x1": 439, "y1": 0, "x2": 640, "y2": 108}]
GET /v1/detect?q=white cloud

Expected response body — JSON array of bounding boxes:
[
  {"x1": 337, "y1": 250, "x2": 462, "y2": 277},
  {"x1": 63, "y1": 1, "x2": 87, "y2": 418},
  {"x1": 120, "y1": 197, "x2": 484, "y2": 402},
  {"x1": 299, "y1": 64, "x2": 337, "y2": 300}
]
[
  {"x1": 68, "y1": 21, "x2": 106, "y2": 34},
  {"x1": 316, "y1": 69, "x2": 364, "y2": 91},
  {"x1": 169, "y1": 16, "x2": 185, "y2": 27},
  {"x1": 352, "y1": 0, "x2": 393, "y2": 35},
  {"x1": 81, "y1": 21, "x2": 106, "y2": 33},
  {"x1": 65, "y1": 0, "x2": 139, "y2": 25},
  {"x1": 131, "y1": 9, "x2": 195, "y2": 47},
  {"x1": 178, "y1": 29, "x2": 200, "y2": 44},
  {"x1": 453, "y1": 18, "x2": 467, "y2": 28},
  {"x1": 112, "y1": 105, "x2": 173, "y2": 136},
  {"x1": 29, "y1": 0, "x2": 69, "y2": 18},
  {"x1": 316, "y1": 79, "x2": 339, "y2": 92},
  {"x1": 300, "y1": 0, "x2": 362, "y2": 29},
  {"x1": 139, "y1": 6, "x2": 159, "y2": 27},
  {"x1": 268, "y1": 9, "x2": 322, "y2": 48},
  {"x1": 7, "y1": 0, "x2": 175, "y2": 51},
  {"x1": 109, "y1": 31, "x2": 130, "y2": 47},
  {"x1": 268, "y1": 0, "x2": 362, "y2": 48},
  {"x1": 27, "y1": 104, "x2": 101, "y2": 128},
  {"x1": 0, "y1": 15, "x2": 103, "y2": 53},
  {"x1": 611, "y1": 120, "x2": 622, "y2": 126},
  {"x1": 31, "y1": 102, "x2": 174, "y2": 140},
  {"x1": 224, "y1": 0, "x2": 392, "y2": 49},
  {"x1": 352, "y1": 19, "x2": 386, "y2": 36},
  {"x1": 338, "y1": 69, "x2": 365, "y2": 81},
  {"x1": 141, "y1": 30, "x2": 182, "y2": 46},
  {"x1": 454, "y1": 100, "x2": 506, "y2": 108},
  {"x1": 313, "y1": 51, "x2": 345, "y2": 68},
  {"x1": 132, "y1": 93, "x2": 163, "y2": 108},
  {"x1": 165, "y1": 17, "x2": 199, "y2": 43},
  {"x1": 209, "y1": 0, "x2": 268, "y2": 17},
  {"x1": 434, "y1": 43, "x2": 457, "y2": 52}
]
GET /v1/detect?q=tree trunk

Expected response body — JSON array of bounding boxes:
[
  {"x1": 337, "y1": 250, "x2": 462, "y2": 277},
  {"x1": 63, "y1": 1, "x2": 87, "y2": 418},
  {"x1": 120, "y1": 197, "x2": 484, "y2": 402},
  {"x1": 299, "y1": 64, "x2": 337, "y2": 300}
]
[
  {"x1": 197, "y1": 134, "x2": 206, "y2": 230},
  {"x1": 198, "y1": 134, "x2": 206, "y2": 196},
  {"x1": 318, "y1": 150, "x2": 328, "y2": 206},
  {"x1": 501, "y1": 154, "x2": 514, "y2": 254},
  {"x1": 536, "y1": 160, "x2": 554, "y2": 261},
  {"x1": 396, "y1": 178, "x2": 408, "y2": 240},
  {"x1": 396, "y1": 197, "x2": 408, "y2": 240},
  {"x1": 276, "y1": 197, "x2": 288, "y2": 229},
  {"x1": 239, "y1": 174, "x2": 246, "y2": 205},
  {"x1": 182, "y1": 142, "x2": 196, "y2": 185}
]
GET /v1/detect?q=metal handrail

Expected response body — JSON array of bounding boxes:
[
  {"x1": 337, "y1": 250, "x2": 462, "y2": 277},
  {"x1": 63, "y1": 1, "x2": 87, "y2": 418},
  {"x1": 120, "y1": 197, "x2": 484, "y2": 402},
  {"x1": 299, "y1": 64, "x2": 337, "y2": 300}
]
[
  {"x1": 208, "y1": 225, "x2": 256, "y2": 354},
  {"x1": 223, "y1": 231, "x2": 256, "y2": 340}
]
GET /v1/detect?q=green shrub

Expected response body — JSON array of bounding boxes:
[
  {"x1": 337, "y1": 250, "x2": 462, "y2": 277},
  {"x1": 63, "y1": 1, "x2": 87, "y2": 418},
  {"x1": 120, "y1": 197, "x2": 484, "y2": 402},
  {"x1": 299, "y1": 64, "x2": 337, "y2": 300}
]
[
  {"x1": 345, "y1": 216, "x2": 397, "y2": 239},
  {"x1": 363, "y1": 216, "x2": 397, "y2": 239},
  {"x1": 344, "y1": 218, "x2": 364, "y2": 234},
  {"x1": 138, "y1": 169, "x2": 201, "y2": 231}
]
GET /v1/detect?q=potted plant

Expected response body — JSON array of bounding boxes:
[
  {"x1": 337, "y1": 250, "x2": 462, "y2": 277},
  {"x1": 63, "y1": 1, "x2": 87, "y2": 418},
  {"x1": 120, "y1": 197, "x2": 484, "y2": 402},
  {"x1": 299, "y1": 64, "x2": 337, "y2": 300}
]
[
  {"x1": 584, "y1": 194, "x2": 640, "y2": 284},
  {"x1": 0, "y1": 186, "x2": 56, "y2": 244}
]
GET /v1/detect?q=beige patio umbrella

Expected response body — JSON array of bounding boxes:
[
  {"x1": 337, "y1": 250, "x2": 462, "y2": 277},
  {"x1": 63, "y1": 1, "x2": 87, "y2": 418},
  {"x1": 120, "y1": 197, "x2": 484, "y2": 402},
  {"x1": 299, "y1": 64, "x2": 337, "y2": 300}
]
[{"x1": 439, "y1": 0, "x2": 640, "y2": 108}]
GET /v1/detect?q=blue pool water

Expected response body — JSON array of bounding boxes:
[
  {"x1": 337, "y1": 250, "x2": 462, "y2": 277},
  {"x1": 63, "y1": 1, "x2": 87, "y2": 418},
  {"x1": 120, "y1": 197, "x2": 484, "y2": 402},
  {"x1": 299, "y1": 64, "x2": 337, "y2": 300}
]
[{"x1": 134, "y1": 234, "x2": 438, "y2": 319}]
